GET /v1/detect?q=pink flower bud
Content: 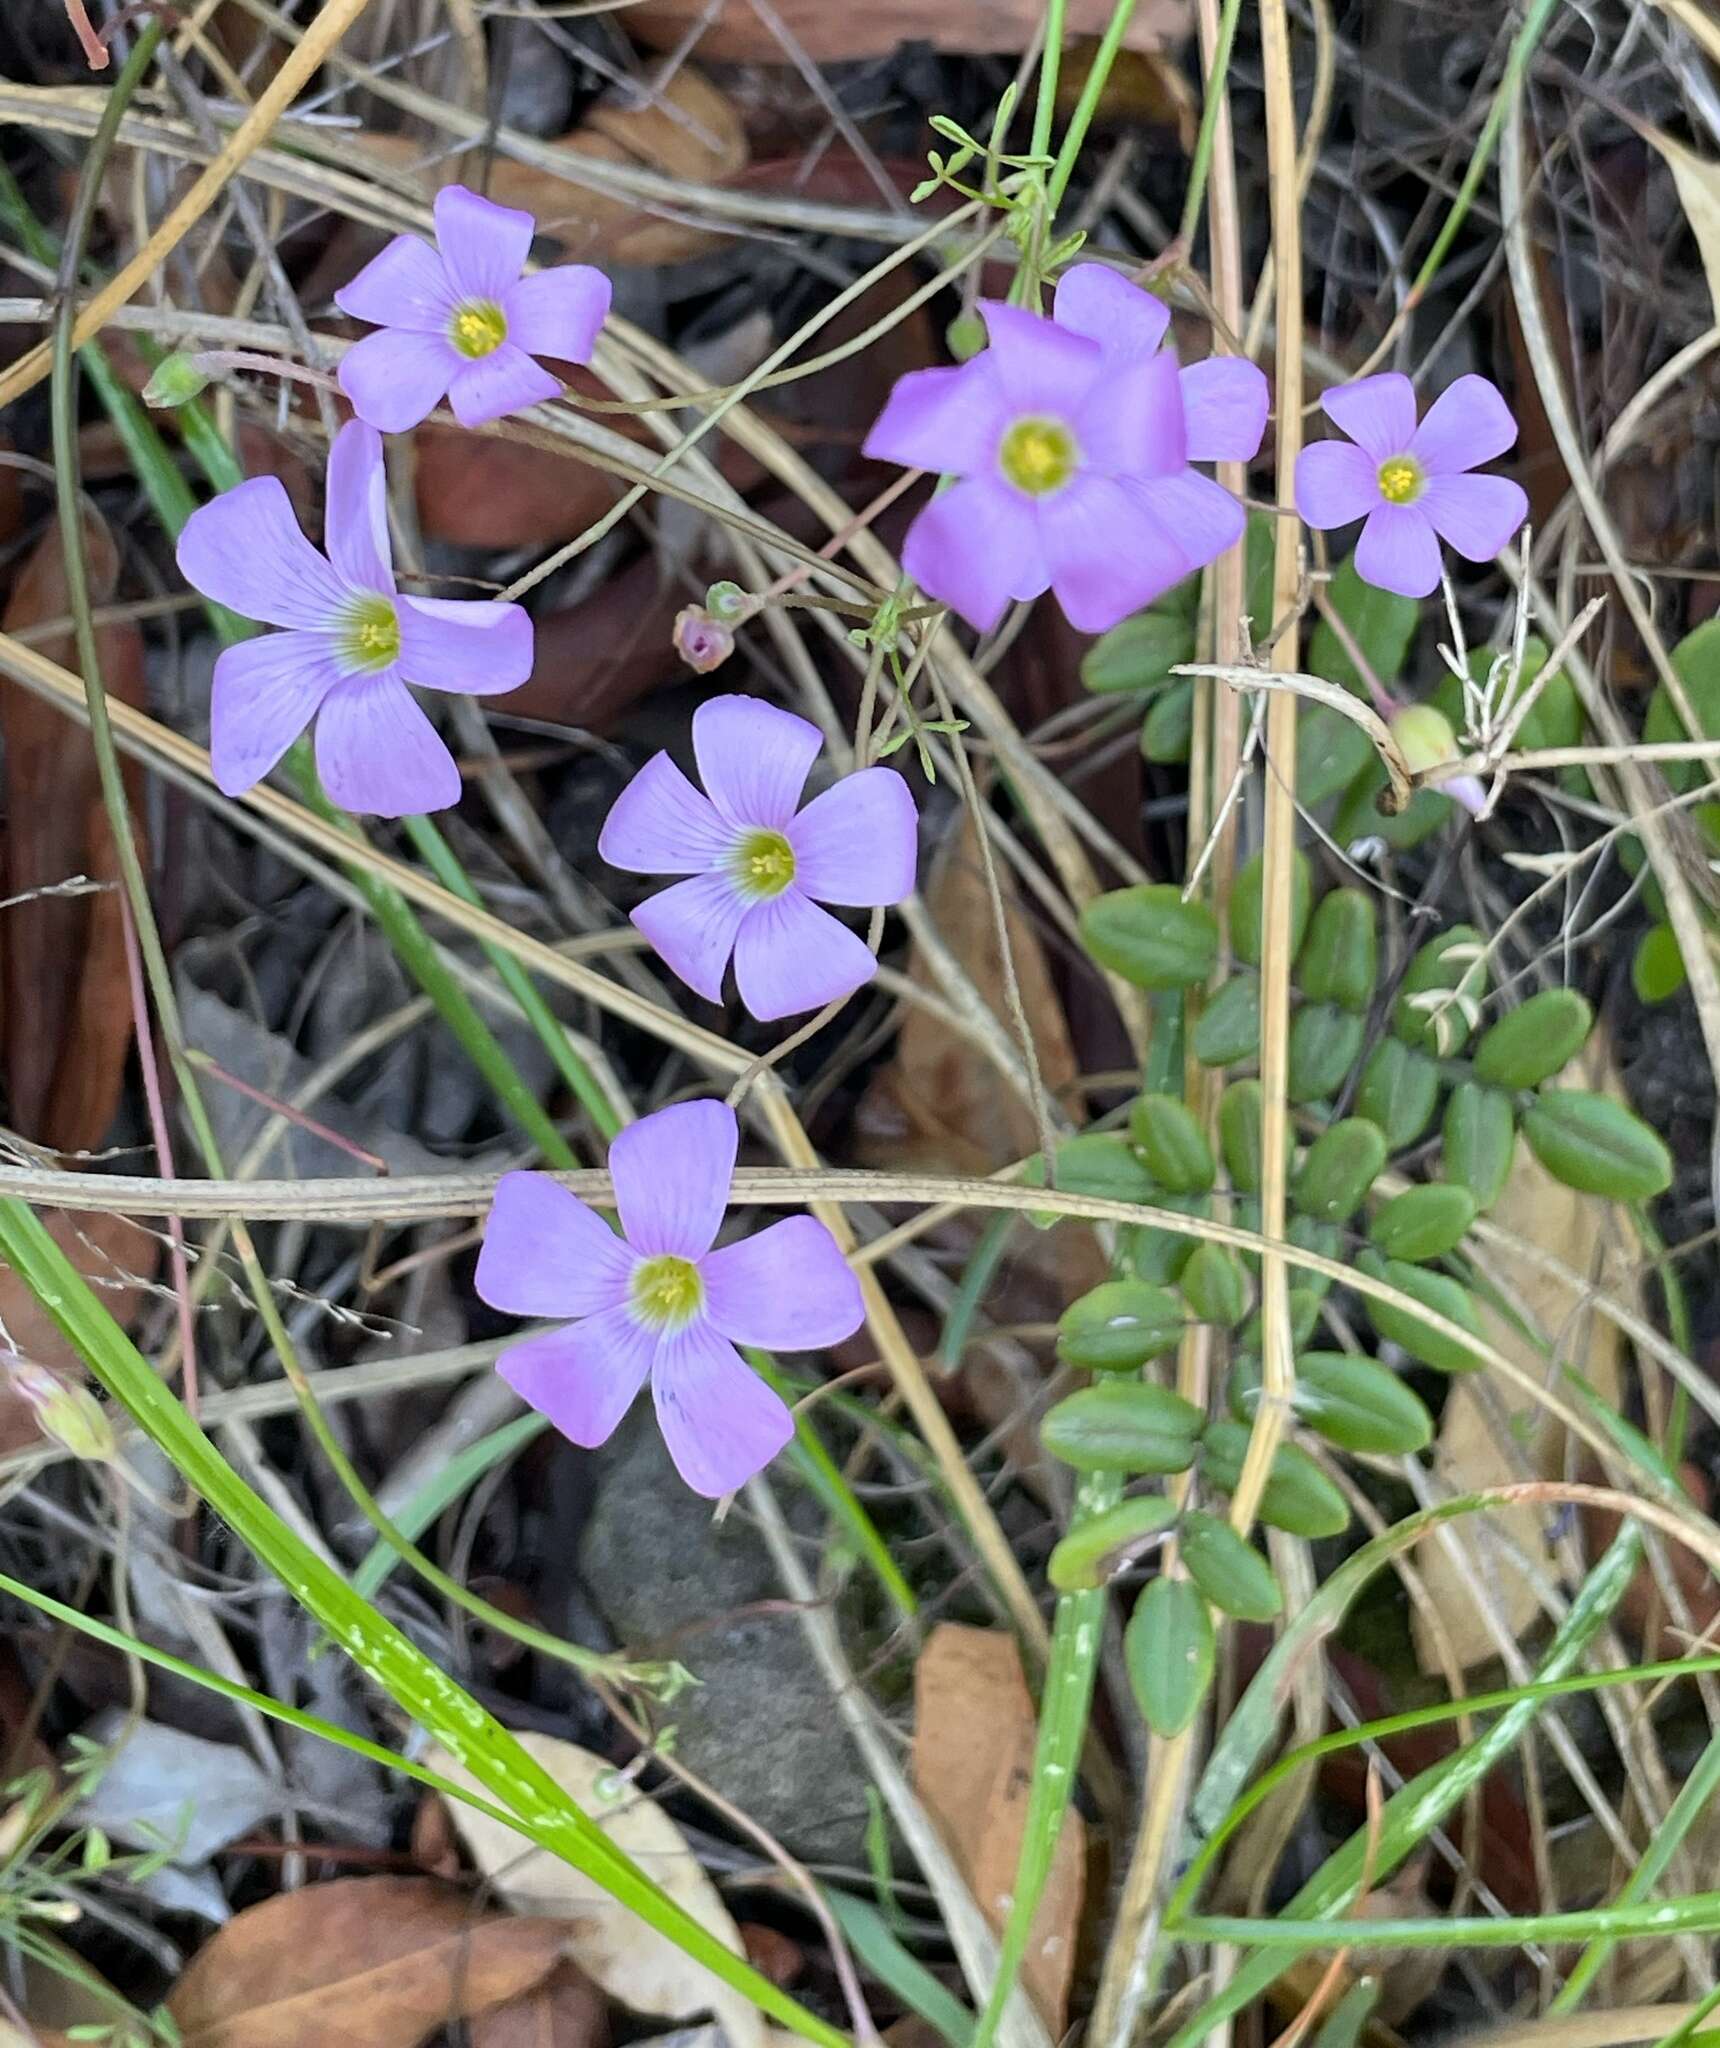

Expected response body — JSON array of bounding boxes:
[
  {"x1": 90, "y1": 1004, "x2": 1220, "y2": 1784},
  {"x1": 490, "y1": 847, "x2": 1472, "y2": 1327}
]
[
  {"x1": 673, "y1": 606, "x2": 734, "y2": 675},
  {"x1": 6, "y1": 1358, "x2": 116, "y2": 1463}
]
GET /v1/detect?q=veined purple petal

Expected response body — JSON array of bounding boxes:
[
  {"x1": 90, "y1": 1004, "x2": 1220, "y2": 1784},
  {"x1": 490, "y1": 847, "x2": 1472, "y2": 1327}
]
[
  {"x1": 337, "y1": 329, "x2": 457, "y2": 434},
  {"x1": 498, "y1": 1308, "x2": 653, "y2": 1450},
  {"x1": 1295, "y1": 440, "x2": 1383, "y2": 530},
  {"x1": 1354, "y1": 504, "x2": 1442, "y2": 599},
  {"x1": 862, "y1": 361, "x2": 1010, "y2": 477},
  {"x1": 693, "y1": 695, "x2": 822, "y2": 829},
  {"x1": 209, "y1": 632, "x2": 342, "y2": 797},
  {"x1": 702, "y1": 1216, "x2": 864, "y2": 1350},
  {"x1": 178, "y1": 476, "x2": 347, "y2": 630},
  {"x1": 323, "y1": 421, "x2": 394, "y2": 596},
  {"x1": 732, "y1": 890, "x2": 877, "y2": 1021},
  {"x1": 1180, "y1": 356, "x2": 1269, "y2": 464},
  {"x1": 1052, "y1": 262, "x2": 1171, "y2": 362},
  {"x1": 1419, "y1": 473, "x2": 1528, "y2": 563},
  {"x1": 1409, "y1": 374, "x2": 1518, "y2": 476},
  {"x1": 609, "y1": 1098, "x2": 737, "y2": 1259},
  {"x1": 333, "y1": 232, "x2": 457, "y2": 334},
  {"x1": 977, "y1": 299, "x2": 1102, "y2": 414},
  {"x1": 1321, "y1": 373, "x2": 1418, "y2": 462},
  {"x1": 600, "y1": 751, "x2": 731, "y2": 874},
  {"x1": 1126, "y1": 470, "x2": 1243, "y2": 573},
  {"x1": 314, "y1": 675, "x2": 461, "y2": 815},
  {"x1": 632, "y1": 872, "x2": 749, "y2": 1004},
  {"x1": 397, "y1": 596, "x2": 534, "y2": 695},
  {"x1": 1079, "y1": 348, "x2": 1185, "y2": 480},
  {"x1": 788, "y1": 768, "x2": 917, "y2": 907},
  {"x1": 447, "y1": 344, "x2": 562, "y2": 428},
  {"x1": 501, "y1": 265, "x2": 612, "y2": 364},
  {"x1": 1041, "y1": 474, "x2": 1188, "y2": 632},
  {"x1": 434, "y1": 183, "x2": 534, "y2": 302},
  {"x1": 476, "y1": 1170, "x2": 636, "y2": 1318},
  {"x1": 902, "y1": 477, "x2": 1038, "y2": 634},
  {"x1": 651, "y1": 1321, "x2": 793, "y2": 1497}
]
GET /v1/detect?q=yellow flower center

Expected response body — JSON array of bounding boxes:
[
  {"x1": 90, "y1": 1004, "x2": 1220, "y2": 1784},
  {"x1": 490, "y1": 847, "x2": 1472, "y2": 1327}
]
[
  {"x1": 732, "y1": 828, "x2": 796, "y2": 901},
  {"x1": 339, "y1": 592, "x2": 401, "y2": 673},
  {"x1": 450, "y1": 299, "x2": 507, "y2": 360},
  {"x1": 999, "y1": 417, "x2": 1078, "y2": 497},
  {"x1": 1377, "y1": 455, "x2": 1424, "y2": 506},
  {"x1": 631, "y1": 1254, "x2": 704, "y2": 1331}
]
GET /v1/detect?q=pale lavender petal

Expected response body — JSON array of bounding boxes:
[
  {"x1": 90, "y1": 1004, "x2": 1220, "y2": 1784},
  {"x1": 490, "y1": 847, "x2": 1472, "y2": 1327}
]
[
  {"x1": 651, "y1": 1321, "x2": 793, "y2": 1497},
  {"x1": 609, "y1": 1098, "x2": 736, "y2": 1259},
  {"x1": 322, "y1": 421, "x2": 394, "y2": 596},
  {"x1": 1052, "y1": 262, "x2": 1171, "y2": 362},
  {"x1": 333, "y1": 231, "x2": 456, "y2": 334},
  {"x1": 397, "y1": 596, "x2": 534, "y2": 695},
  {"x1": 787, "y1": 768, "x2": 917, "y2": 906},
  {"x1": 1409, "y1": 373, "x2": 1519, "y2": 476},
  {"x1": 693, "y1": 695, "x2": 822, "y2": 829},
  {"x1": 632, "y1": 872, "x2": 749, "y2": 1004},
  {"x1": 434, "y1": 183, "x2": 534, "y2": 302},
  {"x1": 337, "y1": 329, "x2": 457, "y2": 433},
  {"x1": 475, "y1": 1170, "x2": 635, "y2": 1318},
  {"x1": 1321, "y1": 372, "x2": 1418, "y2": 462},
  {"x1": 1180, "y1": 356, "x2": 1269, "y2": 463},
  {"x1": 1077, "y1": 348, "x2": 1185, "y2": 479},
  {"x1": 861, "y1": 360, "x2": 1010, "y2": 476},
  {"x1": 1445, "y1": 774, "x2": 1488, "y2": 815},
  {"x1": 599, "y1": 751, "x2": 731, "y2": 874},
  {"x1": 314, "y1": 675, "x2": 461, "y2": 816},
  {"x1": 1009, "y1": 556, "x2": 1053, "y2": 603},
  {"x1": 1419, "y1": 473, "x2": 1529, "y2": 563},
  {"x1": 501, "y1": 265, "x2": 612, "y2": 363},
  {"x1": 977, "y1": 299, "x2": 1102, "y2": 414},
  {"x1": 1294, "y1": 441, "x2": 1383, "y2": 529},
  {"x1": 732, "y1": 890, "x2": 877, "y2": 1021},
  {"x1": 1127, "y1": 469, "x2": 1244, "y2": 572},
  {"x1": 209, "y1": 632, "x2": 341, "y2": 796},
  {"x1": 1354, "y1": 504, "x2": 1443, "y2": 599},
  {"x1": 498, "y1": 1308, "x2": 653, "y2": 1450},
  {"x1": 903, "y1": 477, "x2": 1038, "y2": 633},
  {"x1": 177, "y1": 476, "x2": 347, "y2": 630},
  {"x1": 1041, "y1": 474, "x2": 1189, "y2": 632},
  {"x1": 702, "y1": 1217, "x2": 865, "y2": 1350},
  {"x1": 447, "y1": 344, "x2": 562, "y2": 427}
]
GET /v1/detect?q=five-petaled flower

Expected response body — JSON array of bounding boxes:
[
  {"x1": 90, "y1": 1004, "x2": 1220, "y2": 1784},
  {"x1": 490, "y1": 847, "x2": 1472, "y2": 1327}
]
[
  {"x1": 335, "y1": 184, "x2": 611, "y2": 433},
  {"x1": 475, "y1": 1099, "x2": 864, "y2": 1497},
  {"x1": 1293, "y1": 372, "x2": 1529, "y2": 599},
  {"x1": 862, "y1": 263, "x2": 1268, "y2": 634},
  {"x1": 599, "y1": 696, "x2": 917, "y2": 1021},
  {"x1": 176, "y1": 419, "x2": 533, "y2": 816}
]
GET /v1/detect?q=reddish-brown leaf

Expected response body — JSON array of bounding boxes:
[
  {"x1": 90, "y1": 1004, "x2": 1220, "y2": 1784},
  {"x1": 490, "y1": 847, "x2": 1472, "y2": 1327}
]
[{"x1": 467, "y1": 1960, "x2": 610, "y2": 2048}]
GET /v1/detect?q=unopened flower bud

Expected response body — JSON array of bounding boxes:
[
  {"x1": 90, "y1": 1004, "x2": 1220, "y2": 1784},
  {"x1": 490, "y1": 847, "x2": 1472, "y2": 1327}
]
[
  {"x1": 1389, "y1": 703, "x2": 1459, "y2": 777},
  {"x1": 946, "y1": 311, "x2": 987, "y2": 362},
  {"x1": 673, "y1": 606, "x2": 734, "y2": 675},
  {"x1": 704, "y1": 580, "x2": 749, "y2": 623},
  {"x1": 142, "y1": 351, "x2": 213, "y2": 409},
  {"x1": 6, "y1": 1358, "x2": 116, "y2": 1463}
]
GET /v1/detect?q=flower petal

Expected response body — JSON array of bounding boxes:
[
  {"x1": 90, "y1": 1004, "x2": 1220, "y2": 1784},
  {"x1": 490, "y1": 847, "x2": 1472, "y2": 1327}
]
[
  {"x1": 632, "y1": 872, "x2": 749, "y2": 1004},
  {"x1": 476, "y1": 1170, "x2": 635, "y2": 1318},
  {"x1": 977, "y1": 299, "x2": 1103, "y2": 414},
  {"x1": 609, "y1": 1098, "x2": 737, "y2": 1259},
  {"x1": 322, "y1": 421, "x2": 394, "y2": 595},
  {"x1": 1180, "y1": 356, "x2": 1269, "y2": 464},
  {"x1": 337, "y1": 329, "x2": 457, "y2": 434},
  {"x1": 209, "y1": 632, "x2": 342, "y2": 796},
  {"x1": 333, "y1": 231, "x2": 456, "y2": 334},
  {"x1": 599, "y1": 751, "x2": 731, "y2": 874},
  {"x1": 903, "y1": 477, "x2": 1039, "y2": 634},
  {"x1": 397, "y1": 596, "x2": 534, "y2": 695},
  {"x1": 1052, "y1": 262, "x2": 1171, "y2": 362},
  {"x1": 1041, "y1": 474, "x2": 1189, "y2": 632},
  {"x1": 434, "y1": 183, "x2": 535, "y2": 302},
  {"x1": 731, "y1": 891, "x2": 877, "y2": 1021},
  {"x1": 861, "y1": 361, "x2": 1010, "y2": 476},
  {"x1": 314, "y1": 675, "x2": 461, "y2": 816},
  {"x1": 501, "y1": 265, "x2": 612, "y2": 364},
  {"x1": 1353, "y1": 505, "x2": 1443, "y2": 599},
  {"x1": 1293, "y1": 440, "x2": 1383, "y2": 530},
  {"x1": 693, "y1": 694, "x2": 823, "y2": 829},
  {"x1": 1126, "y1": 469, "x2": 1244, "y2": 574},
  {"x1": 788, "y1": 767, "x2": 917, "y2": 906},
  {"x1": 498, "y1": 1308, "x2": 653, "y2": 1450},
  {"x1": 702, "y1": 1216, "x2": 865, "y2": 1350},
  {"x1": 1419, "y1": 473, "x2": 1528, "y2": 563},
  {"x1": 651, "y1": 1322, "x2": 793, "y2": 1498},
  {"x1": 1078, "y1": 347, "x2": 1185, "y2": 479},
  {"x1": 177, "y1": 476, "x2": 347, "y2": 630},
  {"x1": 447, "y1": 343, "x2": 562, "y2": 428},
  {"x1": 1321, "y1": 372, "x2": 1418, "y2": 462},
  {"x1": 1409, "y1": 374, "x2": 1519, "y2": 476}
]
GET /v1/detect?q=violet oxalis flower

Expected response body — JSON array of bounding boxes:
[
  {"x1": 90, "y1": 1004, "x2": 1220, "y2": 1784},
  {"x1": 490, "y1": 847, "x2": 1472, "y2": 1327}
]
[
  {"x1": 1293, "y1": 372, "x2": 1529, "y2": 600},
  {"x1": 335, "y1": 184, "x2": 611, "y2": 432},
  {"x1": 176, "y1": 420, "x2": 532, "y2": 816},
  {"x1": 861, "y1": 263, "x2": 1268, "y2": 634},
  {"x1": 599, "y1": 695, "x2": 917, "y2": 1021},
  {"x1": 475, "y1": 1099, "x2": 863, "y2": 1497}
]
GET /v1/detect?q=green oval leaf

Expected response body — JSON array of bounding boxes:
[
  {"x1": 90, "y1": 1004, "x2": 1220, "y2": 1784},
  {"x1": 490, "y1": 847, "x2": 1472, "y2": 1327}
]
[
  {"x1": 1358, "y1": 1251, "x2": 1485, "y2": 1374},
  {"x1": 1081, "y1": 886, "x2": 1218, "y2": 990},
  {"x1": 1041, "y1": 1381, "x2": 1204, "y2": 1473},
  {"x1": 1141, "y1": 678, "x2": 1195, "y2": 763},
  {"x1": 1130, "y1": 1093, "x2": 1216, "y2": 1194},
  {"x1": 1522, "y1": 1090, "x2": 1673, "y2": 1200},
  {"x1": 1632, "y1": 923, "x2": 1686, "y2": 1005},
  {"x1": 1025, "y1": 1133, "x2": 1158, "y2": 1227},
  {"x1": 1180, "y1": 1510, "x2": 1284, "y2": 1620},
  {"x1": 1057, "y1": 1280, "x2": 1186, "y2": 1373},
  {"x1": 1047, "y1": 1494, "x2": 1177, "y2": 1590},
  {"x1": 1231, "y1": 850, "x2": 1312, "y2": 969},
  {"x1": 1296, "y1": 888, "x2": 1378, "y2": 1013},
  {"x1": 1287, "y1": 1352, "x2": 1434, "y2": 1454},
  {"x1": 1220, "y1": 1080, "x2": 1265, "y2": 1194},
  {"x1": 1292, "y1": 1118, "x2": 1387, "y2": 1224},
  {"x1": 1472, "y1": 989, "x2": 1594, "y2": 1089},
  {"x1": 1288, "y1": 1002, "x2": 1365, "y2": 1104},
  {"x1": 1355, "y1": 1038, "x2": 1441, "y2": 1149},
  {"x1": 1180, "y1": 1242, "x2": 1251, "y2": 1328},
  {"x1": 1199, "y1": 1421, "x2": 1350, "y2": 1538},
  {"x1": 1081, "y1": 607, "x2": 1194, "y2": 694},
  {"x1": 1192, "y1": 975, "x2": 1262, "y2": 1068},
  {"x1": 1392, "y1": 924, "x2": 1489, "y2": 1055},
  {"x1": 1126, "y1": 1575, "x2": 1214, "y2": 1736},
  {"x1": 1367, "y1": 1182, "x2": 1477, "y2": 1262},
  {"x1": 1441, "y1": 1080, "x2": 1517, "y2": 1211}
]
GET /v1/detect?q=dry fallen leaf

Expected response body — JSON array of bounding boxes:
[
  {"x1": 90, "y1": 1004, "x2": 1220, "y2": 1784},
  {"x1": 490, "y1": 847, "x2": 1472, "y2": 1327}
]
[
  {"x1": 625, "y1": 0, "x2": 1189, "y2": 63},
  {"x1": 1640, "y1": 122, "x2": 1720, "y2": 326},
  {"x1": 468, "y1": 1959, "x2": 610, "y2": 2048}
]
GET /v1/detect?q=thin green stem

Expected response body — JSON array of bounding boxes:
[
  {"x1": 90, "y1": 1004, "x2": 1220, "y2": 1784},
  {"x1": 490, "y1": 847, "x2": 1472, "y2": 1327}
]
[
  {"x1": 1047, "y1": 0, "x2": 1144, "y2": 214},
  {"x1": 1183, "y1": 1895, "x2": 1720, "y2": 1950},
  {"x1": 1029, "y1": 0, "x2": 1070, "y2": 165},
  {"x1": 1177, "y1": 0, "x2": 1247, "y2": 246}
]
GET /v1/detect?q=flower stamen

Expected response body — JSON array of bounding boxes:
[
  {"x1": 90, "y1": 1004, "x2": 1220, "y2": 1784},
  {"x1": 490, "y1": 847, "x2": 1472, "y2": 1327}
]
[
  {"x1": 999, "y1": 417, "x2": 1078, "y2": 497},
  {"x1": 731, "y1": 828, "x2": 796, "y2": 901},
  {"x1": 338, "y1": 592, "x2": 401, "y2": 674},
  {"x1": 630, "y1": 1253, "x2": 704, "y2": 1332},
  {"x1": 1377, "y1": 455, "x2": 1424, "y2": 506},
  {"x1": 450, "y1": 300, "x2": 507, "y2": 360}
]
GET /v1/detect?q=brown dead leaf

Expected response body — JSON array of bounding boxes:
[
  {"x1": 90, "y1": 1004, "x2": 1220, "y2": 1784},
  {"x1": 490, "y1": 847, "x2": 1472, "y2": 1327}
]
[
  {"x1": 624, "y1": 0, "x2": 1189, "y2": 63},
  {"x1": 412, "y1": 409, "x2": 627, "y2": 551},
  {"x1": 468, "y1": 1960, "x2": 609, "y2": 2048},
  {"x1": 166, "y1": 1876, "x2": 571, "y2": 2048},
  {"x1": 1641, "y1": 122, "x2": 1720, "y2": 326},
  {"x1": 912, "y1": 1625, "x2": 1083, "y2": 2033}
]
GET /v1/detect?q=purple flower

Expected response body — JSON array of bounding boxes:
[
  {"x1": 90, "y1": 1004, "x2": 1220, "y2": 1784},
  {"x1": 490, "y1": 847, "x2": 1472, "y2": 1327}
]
[
  {"x1": 673, "y1": 605, "x2": 734, "y2": 674},
  {"x1": 334, "y1": 184, "x2": 611, "y2": 433},
  {"x1": 475, "y1": 1099, "x2": 864, "y2": 1497},
  {"x1": 861, "y1": 263, "x2": 1268, "y2": 634},
  {"x1": 177, "y1": 420, "x2": 532, "y2": 816},
  {"x1": 1293, "y1": 373, "x2": 1530, "y2": 600},
  {"x1": 599, "y1": 695, "x2": 917, "y2": 1021}
]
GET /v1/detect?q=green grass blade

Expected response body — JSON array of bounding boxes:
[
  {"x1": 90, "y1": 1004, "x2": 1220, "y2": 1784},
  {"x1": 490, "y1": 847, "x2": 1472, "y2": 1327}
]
[{"x1": 821, "y1": 1887, "x2": 976, "y2": 2048}]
